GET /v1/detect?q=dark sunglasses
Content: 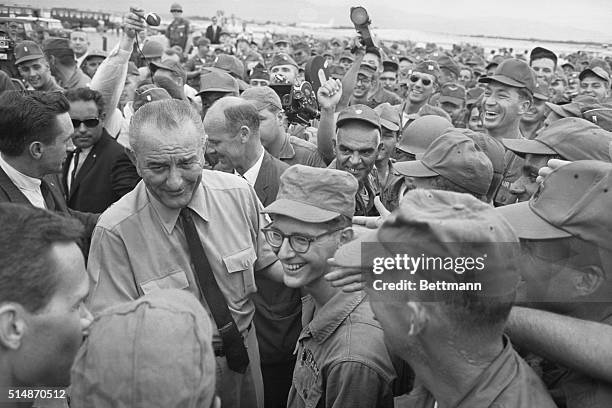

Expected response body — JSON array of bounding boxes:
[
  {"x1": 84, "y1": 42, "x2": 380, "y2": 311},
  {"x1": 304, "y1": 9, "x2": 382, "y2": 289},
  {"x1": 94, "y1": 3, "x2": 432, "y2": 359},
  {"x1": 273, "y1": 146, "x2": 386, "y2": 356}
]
[
  {"x1": 409, "y1": 75, "x2": 432, "y2": 86},
  {"x1": 171, "y1": 9, "x2": 182, "y2": 12},
  {"x1": 71, "y1": 118, "x2": 100, "y2": 128}
]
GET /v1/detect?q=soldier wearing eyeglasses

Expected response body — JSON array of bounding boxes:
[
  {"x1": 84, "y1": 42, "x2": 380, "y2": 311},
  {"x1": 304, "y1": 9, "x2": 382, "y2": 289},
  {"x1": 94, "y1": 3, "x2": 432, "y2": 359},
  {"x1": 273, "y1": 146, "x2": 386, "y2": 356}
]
[
  {"x1": 261, "y1": 164, "x2": 397, "y2": 408},
  {"x1": 61, "y1": 88, "x2": 139, "y2": 213},
  {"x1": 350, "y1": 63, "x2": 402, "y2": 109}
]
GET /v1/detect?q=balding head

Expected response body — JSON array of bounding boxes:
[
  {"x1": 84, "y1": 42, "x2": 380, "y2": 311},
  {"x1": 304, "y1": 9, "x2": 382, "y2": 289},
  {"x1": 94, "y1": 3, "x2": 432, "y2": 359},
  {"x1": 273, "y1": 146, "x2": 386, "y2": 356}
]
[
  {"x1": 129, "y1": 99, "x2": 204, "y2": 156},
  {"x1": 203, "y1": 97, "x2": 263, "y2": 173}
]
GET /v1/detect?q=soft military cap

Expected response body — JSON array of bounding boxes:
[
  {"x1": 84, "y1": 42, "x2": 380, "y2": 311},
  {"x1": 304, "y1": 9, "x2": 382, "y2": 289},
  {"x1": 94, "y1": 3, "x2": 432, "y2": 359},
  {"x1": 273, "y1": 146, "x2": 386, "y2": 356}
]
[
  {"x1": 198, "y1": 70, "x2": 239, "y2": 94},
  {"x1": 396, "y1": 115, "x2": 452, "y2": 156},
  {"x1": 262, "y1": 165, "x2": 358, "y2": 222},
  {"x1": 70, "y1": 289, "x2": 215, "y2": 408},
  {"x1": 269, "y1": 53, "x2": 298, "y2": 69},
  {"x1": 241, "y1": 85, "x2": 282, "y2": 111},
  {"x1": 436, "y1": 54, "x2": 460, "y2": 77},
  {"x1": 14, "y1": 40, "x2": 44, "y2": 65},
  {"x1": 497, "y1": 160, "x2": 612, "y2": 250},
  {"x1": 374, "y1": 102, "x2": 400, "y2": 132},
  {"x1": 336, "y1": 104, "x2": 381, "y2": 130},
  {"x1": 412, "y1": 60, "x2": 441, "y2": 81},
  {"x1": 479, "y1": 58, "x2": 537, "y2": 94},
  {"x1": 579, "y1": 66, "x2": 611, "y2": 83},
  {"x1": 502, "y1": 117, "x2": 612, "y2": 162},
  {"x1": 394, "y1": 129, "x2": 494, "y2": 196},
  {"x1": 439, "y1": 83, "x2": 466, "y2": 106}
]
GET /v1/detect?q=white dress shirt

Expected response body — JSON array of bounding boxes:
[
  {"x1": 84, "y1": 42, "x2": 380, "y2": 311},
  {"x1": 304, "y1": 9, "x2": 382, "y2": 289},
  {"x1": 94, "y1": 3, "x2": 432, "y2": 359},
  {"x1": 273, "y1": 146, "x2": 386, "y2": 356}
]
[
  {"x1": 0, "y1": 154, "x2": 45, "y2": 208},
  {"x1": 236, "y1": 148, "x2": 264, "y2": 187}
]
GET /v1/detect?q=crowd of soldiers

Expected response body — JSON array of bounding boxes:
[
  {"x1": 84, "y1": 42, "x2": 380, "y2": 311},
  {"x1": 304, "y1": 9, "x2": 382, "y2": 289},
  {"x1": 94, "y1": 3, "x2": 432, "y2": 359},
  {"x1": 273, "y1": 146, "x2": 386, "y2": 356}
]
[{"x1": 0, "y1": 3, "x2": 611, "y2": 408}]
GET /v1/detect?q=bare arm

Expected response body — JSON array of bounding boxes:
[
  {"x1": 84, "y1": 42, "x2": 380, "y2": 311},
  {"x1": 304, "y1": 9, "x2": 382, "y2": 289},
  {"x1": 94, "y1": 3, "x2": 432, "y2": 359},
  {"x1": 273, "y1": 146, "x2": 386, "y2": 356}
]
[
  {"x1": 315, "y1": 75, "x2": 342, "y2": 164},
  {"x1": 506, "y1": 306, "x2": 612, "y2": 383}
]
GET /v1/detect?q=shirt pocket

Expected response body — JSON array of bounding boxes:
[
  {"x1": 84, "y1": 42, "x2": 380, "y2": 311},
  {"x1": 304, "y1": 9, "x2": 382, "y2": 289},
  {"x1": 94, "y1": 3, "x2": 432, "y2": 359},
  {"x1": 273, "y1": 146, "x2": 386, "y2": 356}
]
[
  {"x1": 222, "y1": 247, "x2": 257, "y2": 296},
  {"x1": 293, "y1": 347, "x2": 323, "y2": 408},
  {"x1": 139, "y1": 269, "x2": 189, "y2": 295}
]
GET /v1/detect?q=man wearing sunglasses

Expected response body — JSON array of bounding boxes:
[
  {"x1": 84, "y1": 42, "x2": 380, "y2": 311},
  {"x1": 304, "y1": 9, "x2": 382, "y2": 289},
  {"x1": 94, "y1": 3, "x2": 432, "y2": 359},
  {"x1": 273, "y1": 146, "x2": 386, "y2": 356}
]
[
  {"x1": 396, "y1": 60, "x2": 440, "y2": 133},
  {"x1": 497, "y1": 160, "x2": 612, "y2": 408},
  {"x1": 62, "y1": 88, "x2": 139, "y2": 214},
  {"x1": 262, "y1": 165, "x2": 397, "y2": 408}
]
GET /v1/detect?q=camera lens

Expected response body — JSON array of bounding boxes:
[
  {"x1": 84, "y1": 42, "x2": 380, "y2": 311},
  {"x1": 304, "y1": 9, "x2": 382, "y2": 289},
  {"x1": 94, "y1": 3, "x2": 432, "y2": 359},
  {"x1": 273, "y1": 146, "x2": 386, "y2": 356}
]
[{"x1": 350, "y1": 7, "x2": 368, "y2": 26}]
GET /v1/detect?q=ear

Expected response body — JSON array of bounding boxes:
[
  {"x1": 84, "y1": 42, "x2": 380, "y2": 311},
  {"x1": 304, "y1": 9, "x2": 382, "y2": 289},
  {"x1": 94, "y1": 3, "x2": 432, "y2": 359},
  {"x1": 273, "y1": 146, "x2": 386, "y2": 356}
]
[
  {"x1": 239, "y1": 125, "x2": 251, "y2": 143},
  {"x1": 517, "y1": 98, "x2": 531, "y2": 116},
  {"x1": 0, "y1": 304, "x2": 26, "y2": 350},
  {"x1": 405, "y1": 301, "x2": 428, "y2": 336},
  {"x1": 99, "y1": 111, "x2": 106, "y2": 124},
  {"x1": 574, "y1": 265, "x2": 605, "y2": 297},
  {"x1": 332, "y1": 137, "x2": 337, "y2": 156},
  {"x1": 338, "y1": 227, "x2": 354, "y2": 245},
  {"x1": 28, "y1": 141, "x2": 44, "y2": 160}
]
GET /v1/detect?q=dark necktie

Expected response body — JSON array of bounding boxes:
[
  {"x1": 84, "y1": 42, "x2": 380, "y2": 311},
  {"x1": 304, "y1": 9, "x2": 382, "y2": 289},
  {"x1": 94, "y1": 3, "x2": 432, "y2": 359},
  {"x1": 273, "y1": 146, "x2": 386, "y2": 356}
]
[
  {"x1": 180, "y1": 207, "x2": 250, "y2": 374},
  {"x1": 70, "y1": 148, "x2": 82, "y2": 194}
]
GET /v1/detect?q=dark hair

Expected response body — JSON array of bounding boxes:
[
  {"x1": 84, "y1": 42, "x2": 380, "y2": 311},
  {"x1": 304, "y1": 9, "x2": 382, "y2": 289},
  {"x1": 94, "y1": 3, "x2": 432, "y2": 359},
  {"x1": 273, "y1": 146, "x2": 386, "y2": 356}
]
[
  {"x1": 0, "y1": 203, "x2": 84, "y2": 313},
  {"x1": 223, "y1": 100, "x2": 260, "y2": 135},
  {"x1": 64, "y1": 87, "x2": 105, "y2": 115},
  {"x1": 0, "y1": 91, "x2": 70, "y2": 156},
  {"x1": 45, "y1": 49, "x2": 76, "y2": 67}
]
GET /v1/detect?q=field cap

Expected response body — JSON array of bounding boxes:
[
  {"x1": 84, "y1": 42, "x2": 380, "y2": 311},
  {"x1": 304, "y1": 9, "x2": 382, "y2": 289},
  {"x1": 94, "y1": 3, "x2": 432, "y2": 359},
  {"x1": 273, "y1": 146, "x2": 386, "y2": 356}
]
[
  {"x1": 466, "y1": 55, "x2": 485, "y2": 67},
  {"x1": 198, "y1": 70, "x2": 239, "y2": 94},
  {"x1": 412, "y1": 60, "x2": 440, "y2": 81},
  {"x1": 274, "y1": 39, "x2": 290, "y2": 46},
  {"x1": 436, "y1": 54, "x2": 460, "y2": 77},
  {"x1": 212, "y1": 54, "x2": 245, "y2": 80},
  {"x1": 70, "y1": 289, "x2": 215, "y2": 408},
  {"x1": 382, "y1": 59, "x2": 399, "y2": 73},
  {"x1": 334, "y1": 189, "x2": 521, "y2": 296},
  {"x1": 466, "y1": 87, "x2": 485, "y2": 105},
  {"x1": 263, "y1": 165, "x2": 358, "y2": 222},
  {"x1": 133, "y1": 85, "x2": 172, "y2": 112},
  {"x1": 439, "y1": 83, "x2": 466, "y2": 106},
  {"x1": 497, "y1": 160, "x2": 612, "y2": 249},
  {"x1": 150, "y1": 59, "x2": 186, "y2": 82},
  {"x1": 579, "y1": 66, "x2": 611, "y2": 83},
  {"x1": 270, "y1": 53, "x2": 298, "y2": 69},
  {"x1": 358, "y1": 63, "x2": 377, "y2": 78},
  {"x1": 479, "y1": 58, "x2": 537, "y2": 94},
  {"x1": 141, "y1": 41, "x2": 164, "y2": 59},
  {"x1": 373, "y1": 102, "x2": 400, "y2": 132},
  {"x1": 533, "y1": 79, "x2": 550, "y2": 101},
  {"x1": 42, "y1": 37, "x2": 72, "y2": 53},
  {"x1": 241, "y1": 85, "x2": 282, "y2": 111},
  {"x1": 336, "y1": 104, "x2": 381, "y2": 130},
  {"x1": 394, "y1": 129, "x2": 494, "y2": 196},
  {"x1": 486, "y1": 55, "x2": 505, "y2": 70},
  {"x1": 339, "y1": 52, "x2": 354, "y2": 62},
  {"x1": 530, "y1": 46, "x2": 558, "y2": 65},
  {"x1": 502, "y1": 117, "x2": 612, "y2": 161},
  {"x1": 396, "y1": 115, "x2": 452, "y2": 156},
  {"x1": 582, "y1": 106, "x2": 612, "y2": 132},
  {"x1": 170, "y1": 3, "x2": 183, "y2": 11},
  {"x1": 14, "y1": 40, "x2": 44, "y2": 65}
]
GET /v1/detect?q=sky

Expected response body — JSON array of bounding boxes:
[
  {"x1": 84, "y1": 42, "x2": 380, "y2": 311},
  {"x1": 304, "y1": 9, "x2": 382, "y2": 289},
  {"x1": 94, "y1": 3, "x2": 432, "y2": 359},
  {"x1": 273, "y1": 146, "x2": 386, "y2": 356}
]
[{"x1": 17, "y1": 0, "x2": 612, "y2": 42}]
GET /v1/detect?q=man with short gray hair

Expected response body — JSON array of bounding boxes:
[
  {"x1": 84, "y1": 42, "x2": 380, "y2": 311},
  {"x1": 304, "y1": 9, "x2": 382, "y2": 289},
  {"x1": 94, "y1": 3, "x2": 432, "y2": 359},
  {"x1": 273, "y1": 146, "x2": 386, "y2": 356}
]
[{"x1": 88, "y1": 99, "x2": 285, "y2": 408}]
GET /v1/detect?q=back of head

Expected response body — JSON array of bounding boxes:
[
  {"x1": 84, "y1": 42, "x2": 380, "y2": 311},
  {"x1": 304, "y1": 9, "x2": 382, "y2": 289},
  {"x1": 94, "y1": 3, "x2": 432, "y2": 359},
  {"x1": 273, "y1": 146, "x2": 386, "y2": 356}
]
[
  {"x1": 43, "y1": 37, "x2": 76, "y2": 67},
  {"x1": 0, "y1": 91, "x2": 69, "y2": 157},
  {"x1": 129, "y1": 99, "x2": 203, "y2": 155},
  {"x1": 0, "y1": 203, "x2": 84, "y2": 314},
  {"x1": 70, "y1": 289, "x2": 216, "y2": 408}
]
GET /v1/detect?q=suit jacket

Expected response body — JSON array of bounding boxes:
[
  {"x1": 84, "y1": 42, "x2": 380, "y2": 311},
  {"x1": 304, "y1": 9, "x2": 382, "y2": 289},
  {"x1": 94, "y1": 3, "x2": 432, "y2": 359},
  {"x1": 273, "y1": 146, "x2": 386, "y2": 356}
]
[
  {"x1": 62, "y1": 131, "x2": 140, "y2": 214},
  {"x1": 205, "y1": 25, "x2": 222, "y2": 44},
  {"x1": 253, "y1": 150, "x2": 289, "y2": 207},
  {"x1": 0, "y1": 166, "x2": 99, "y2": 252}
]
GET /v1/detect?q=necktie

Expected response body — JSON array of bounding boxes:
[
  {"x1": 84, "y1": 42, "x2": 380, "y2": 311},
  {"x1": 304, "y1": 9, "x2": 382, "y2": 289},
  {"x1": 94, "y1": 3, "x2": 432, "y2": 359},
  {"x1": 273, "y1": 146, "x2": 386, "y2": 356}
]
[
  {"x1": 69, "y1": 148, "x2": 82, "y2": 194},
  {"x1": 180, "y1": 207, "x2": 250, "y2": 373}
]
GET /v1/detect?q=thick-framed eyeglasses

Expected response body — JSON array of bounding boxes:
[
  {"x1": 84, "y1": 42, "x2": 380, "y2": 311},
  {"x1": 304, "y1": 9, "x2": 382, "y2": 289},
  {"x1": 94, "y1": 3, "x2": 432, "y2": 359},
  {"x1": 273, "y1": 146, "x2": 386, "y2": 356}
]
[
  {"x1": 71, "y1": 118, "x2": 100, "y2": 128},
  {"x1": 409, "y1": 75, "x2": 432, "y2": 86},
  {"x1": 262, "y1": 225, "x2": 344, "y2": 253}
]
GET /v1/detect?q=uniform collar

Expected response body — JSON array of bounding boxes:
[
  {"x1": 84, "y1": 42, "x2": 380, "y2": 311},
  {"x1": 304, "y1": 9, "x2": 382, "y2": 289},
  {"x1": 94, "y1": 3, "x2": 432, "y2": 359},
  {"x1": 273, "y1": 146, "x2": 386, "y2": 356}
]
[
  {"x1": 147, "y1": 180, "x2": 209, "y2": 234},
  {"x1": 300, "y1": 291, "x2": 365, "y2": 344}
]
